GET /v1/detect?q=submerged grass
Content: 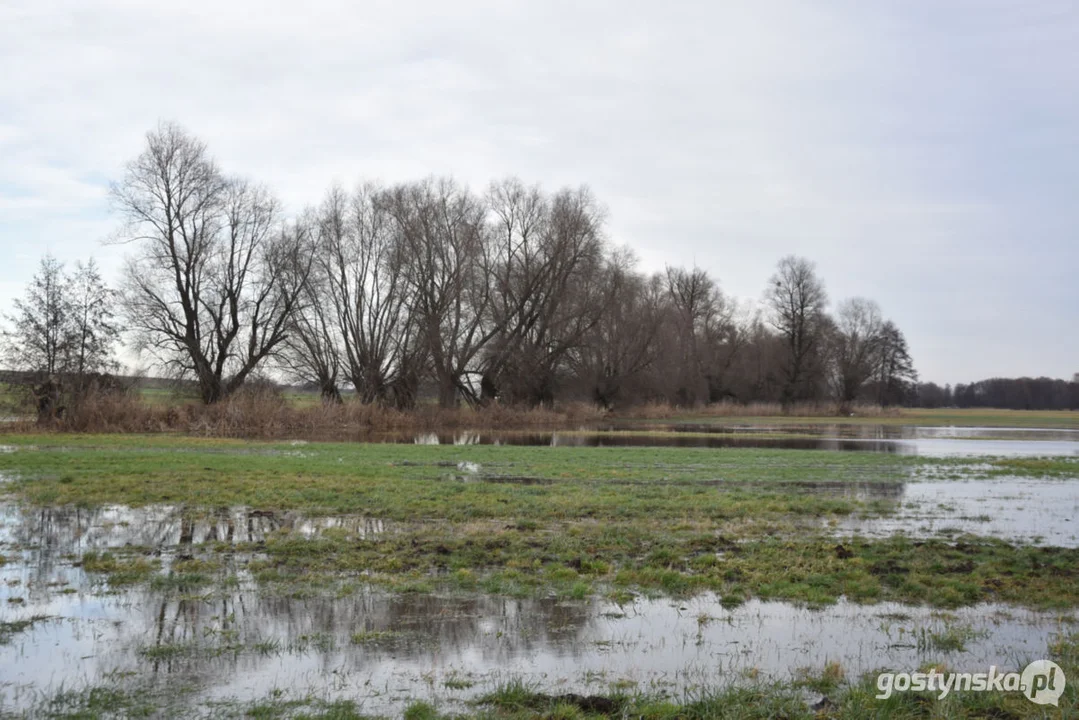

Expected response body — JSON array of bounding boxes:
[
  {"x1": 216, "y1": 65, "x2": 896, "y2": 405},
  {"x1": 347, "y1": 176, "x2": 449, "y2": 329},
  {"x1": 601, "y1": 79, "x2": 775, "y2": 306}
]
[
  {"x1": 60, "y1": 519, "x2": 1079, "y2": 608},
  {"x1": 0, "y1": 614, "x2": 51, "y2": 644},
  {"x1": 22, "y1": 631, "x2": 1079, "y2": 717},
  {"x1": 79, "y1": 550, "x2": 158, "y2": 584},
  {"x1": 472, "y1": 632, "x2": 1079, "y2": 717}
]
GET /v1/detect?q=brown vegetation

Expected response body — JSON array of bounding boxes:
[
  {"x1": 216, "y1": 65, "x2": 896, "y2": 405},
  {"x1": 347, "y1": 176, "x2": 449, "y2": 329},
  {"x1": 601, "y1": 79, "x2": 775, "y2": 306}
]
[
  {"x1": 1, "y1": 384, "x2": 912, "y2": 439},
  {"x1": 7, "y1": 385, "x2": 607, "y2": 438}
]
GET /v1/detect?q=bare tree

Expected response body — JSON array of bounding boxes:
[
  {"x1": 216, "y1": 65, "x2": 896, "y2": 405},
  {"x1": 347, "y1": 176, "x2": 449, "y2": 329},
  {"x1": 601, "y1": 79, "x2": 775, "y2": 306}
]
[
  {"x1": 316, "y1": 184, "x2": 421, "y2": 406},
  {"x1": 383, "y1": 178, "x2": 494, "y2": 407},
  {"x1": 829, "y1": 297, "x2": 883, "y2": 408},
  {"x1": 661, "y1": 265, "x2": 741, "y2": 405},
  {"x1": 700, "y1": 299, "x2": 750, "y2": 403},
  {"x1": 571, "y1": 250, "x2": 664, "y2": 409},
  {"x1": 112, "y1": 122, "x2": 310, "y2": 403},
  {"x1": 766, "y1": 255, "x2": 829, "y2": 406},
  {"x1": 481, "y1": 180, "x2": 609, "y2": 406},
  {"x1": 725, "y1": 312, "x2": 785, "y2": 402},
  {"x1": 664, "y1": 265, "x2": 711, "y2": 405},
  {"x1": 872, "y1": 320, "x2": 917, "y2": 406},
  {"x1": 276, "y1": 213, "x2": 342, "y2": 402}
]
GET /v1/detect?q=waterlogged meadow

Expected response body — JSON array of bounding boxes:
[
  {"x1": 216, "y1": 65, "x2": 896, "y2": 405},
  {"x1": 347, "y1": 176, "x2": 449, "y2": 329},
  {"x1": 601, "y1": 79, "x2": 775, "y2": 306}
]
[{"x1": 1, "y1": 423, "x2": 1078, "y2": 717}]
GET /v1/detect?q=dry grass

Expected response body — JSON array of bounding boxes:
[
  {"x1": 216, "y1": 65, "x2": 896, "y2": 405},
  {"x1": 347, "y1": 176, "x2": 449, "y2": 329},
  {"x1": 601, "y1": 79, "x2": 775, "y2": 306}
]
[
  {"x1": 13, "y1": 385, "x2": 607, "y2": 439},
  {"x1": 3, "y1": 388, "x2": 902, "y2": 439}
]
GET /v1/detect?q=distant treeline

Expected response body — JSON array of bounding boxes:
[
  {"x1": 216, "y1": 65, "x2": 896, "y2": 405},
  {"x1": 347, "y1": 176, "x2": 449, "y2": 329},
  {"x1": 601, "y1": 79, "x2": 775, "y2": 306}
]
[{"x1": 915, "y1": 376, "x2": 1079, "y2": 410}]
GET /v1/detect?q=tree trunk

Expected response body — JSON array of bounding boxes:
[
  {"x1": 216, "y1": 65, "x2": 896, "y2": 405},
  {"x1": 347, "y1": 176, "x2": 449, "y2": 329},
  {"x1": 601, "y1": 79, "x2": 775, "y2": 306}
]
[
  {"x1": 438, "y1": 376, "x2": 458, "y2": 408},
  {"x1": 320, "y1": 382, "x2": 342, "y2": 404}
]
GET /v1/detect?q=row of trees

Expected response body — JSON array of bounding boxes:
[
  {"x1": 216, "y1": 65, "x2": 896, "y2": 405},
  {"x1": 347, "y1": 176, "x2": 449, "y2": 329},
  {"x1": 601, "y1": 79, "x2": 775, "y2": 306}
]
[
  {"x1": 916, "y1": 376, "x2": 1079, "y2": 410},
  {"x1": 3, "y1": 123, "x2": 920, "y2": 411}
]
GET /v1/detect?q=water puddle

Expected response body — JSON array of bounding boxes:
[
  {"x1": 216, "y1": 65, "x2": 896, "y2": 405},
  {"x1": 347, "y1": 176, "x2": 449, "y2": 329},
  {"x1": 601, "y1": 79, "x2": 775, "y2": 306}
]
[
  {"x1": 0, "y1": 504, "x2": 389, "y2": 557},
  {"x1": 0, "y1": 582, "x2": 1072, "y2": 715},
  {"x1": 0, "y1": 496, "x2": 1076, "y2": 714},
  {"x1": 833, "y1": 477, "x2": 1079, "y2": 547}
]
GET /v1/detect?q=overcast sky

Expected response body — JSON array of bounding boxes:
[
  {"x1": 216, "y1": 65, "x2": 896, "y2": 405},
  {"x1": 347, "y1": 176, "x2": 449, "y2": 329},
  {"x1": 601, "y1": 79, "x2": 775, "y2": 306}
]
[{"x1": 1, "y1": 0, "x2": 1076, "y2": 385}]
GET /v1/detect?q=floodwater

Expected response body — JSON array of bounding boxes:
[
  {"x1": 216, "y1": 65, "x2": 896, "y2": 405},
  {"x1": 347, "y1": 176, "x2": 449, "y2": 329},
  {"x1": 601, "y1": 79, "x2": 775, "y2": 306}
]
[
  {"x1": 2, "y1": 428, "x2": 1077, "y2": 713},
  {"x1": 0, "y1": 570, "x2": 1073, "y2": 714},
  {"x1": 404, "y1": 426, "x2": 1079, "y2": 457},
  {"x1": 1, "y1": 497, "x2": 1076, "y2": 714},
  {"x1": 834, "y1": 477, "x2": 1079, "y2": 547},
  {"x1": 0, "y1": 504, "x2": 388, "y2": 552}
]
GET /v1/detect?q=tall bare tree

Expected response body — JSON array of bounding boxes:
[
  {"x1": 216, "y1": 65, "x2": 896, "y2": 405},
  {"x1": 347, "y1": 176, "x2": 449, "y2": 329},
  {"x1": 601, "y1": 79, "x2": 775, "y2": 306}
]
[
  {"x1": 112, "y1": 123, "x2": 310, "y2": 403},
  {"x1": 571, "y1": 250, "x2": 665, "y2": 409},
  {"x1": 482, "y1": 180, "x2": 609, "y2": 406},
  {"x1": 317, "y1": 184, "x2": 421, "y2": 405},
  {"x1": 873, "y1": 320, "x2": 917, "y2": 406},
  {"x1": 661, "y1": 265, "x2": 742, "y2": 405},
  {"x1": 766, "y1": 255, "x2": 829, "y2": 406},
  {"x1": 383, "y1": 178, "x2": 494, "y2": 407},
  {"x1": 829, "y1": 297, "x2": 883, "y2": 407}
]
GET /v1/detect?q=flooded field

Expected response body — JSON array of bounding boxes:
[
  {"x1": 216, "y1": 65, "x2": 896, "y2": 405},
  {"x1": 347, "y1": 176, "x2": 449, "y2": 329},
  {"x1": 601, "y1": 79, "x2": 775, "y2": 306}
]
[
  {"x1": 2, "y1": 574, "x2": 1074, "y2": 715},
  {"x1": 833, "y1": 476, "x2": 1079, "y2": 547},
  {"x1": 2, "y1": 494, "x2": 1076, "y2": 714},
  {"x1": 1, "y1": 428, "x2": 1078, "y2": 716},
  {"x1": 405, "y1": 425, "x2": 1079, "y2": 458}
]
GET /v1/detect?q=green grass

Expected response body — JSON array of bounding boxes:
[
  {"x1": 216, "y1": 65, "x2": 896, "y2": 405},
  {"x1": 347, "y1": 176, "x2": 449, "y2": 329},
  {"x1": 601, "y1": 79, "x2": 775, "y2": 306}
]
[
  {"x1": 0, "y1": 434, "x2": 920, "y2": 518},
  {"x1": 136, "y1": 385, "x2": 199, "y2": 407},
  {"x1": 2, "y1": 434, "x2": 1077, "y2": 607},
  {"x1": 0, "y1": 434, "x2": 1066, "y2": 520},
  {"x1": 79, "y1": 550, "x2": 158, "y2": 584},
  {"x1": 5, "y1": 427, "x2": 1076, "y2": 718},
  {"x1": 349, "y1": 630, "x2": 402, "y2": 645},
  {"x1": 244, "y1": 531, "x2": 1079, "y2": 608},
  {"x1": 913, "y1": 624, "x2": 988, "y2": 653},
  {"x1": 0, "y1": 614, "x2": 51, "y2": 644}
]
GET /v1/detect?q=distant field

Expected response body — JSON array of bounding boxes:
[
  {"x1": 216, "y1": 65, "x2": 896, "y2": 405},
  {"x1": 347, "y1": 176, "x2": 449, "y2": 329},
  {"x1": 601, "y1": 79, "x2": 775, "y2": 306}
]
[{"x1": 655, "y1": 407, "x2": 1079, "y2": 429}]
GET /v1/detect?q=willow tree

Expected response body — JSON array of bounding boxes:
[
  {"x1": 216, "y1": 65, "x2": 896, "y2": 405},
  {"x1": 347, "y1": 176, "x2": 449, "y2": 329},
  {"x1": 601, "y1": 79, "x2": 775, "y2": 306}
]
[
  {"x1": 112, "y1": 123, "x2": 309, "y2": 403},
  {"x1": 481, "y1": 179, "x2": 610, "y2": 406},
  {"x1": 382, "y1": 178, "x2": 493, "y2": 407}
]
